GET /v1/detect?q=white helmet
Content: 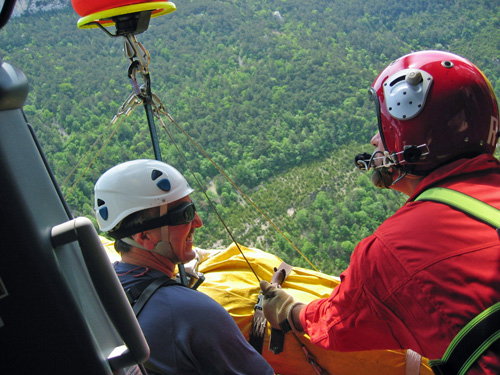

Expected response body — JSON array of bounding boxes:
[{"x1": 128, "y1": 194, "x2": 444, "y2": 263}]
[{"x1": 94, "y1": 159, "x2": 194, "y2": 233}]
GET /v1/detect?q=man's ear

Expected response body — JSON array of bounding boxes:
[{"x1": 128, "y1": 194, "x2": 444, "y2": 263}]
[{"x1": 132, "y1": 231, "x2": 156, "y2": 250}]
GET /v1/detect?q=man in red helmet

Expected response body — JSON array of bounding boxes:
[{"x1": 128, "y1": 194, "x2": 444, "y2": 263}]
[{"x1": 260, "y1": 50, "x2": 500, "y2": 374}]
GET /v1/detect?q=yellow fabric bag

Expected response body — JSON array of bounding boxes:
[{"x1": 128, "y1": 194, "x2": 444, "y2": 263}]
[{"x1": 196, "y1": 243, "x2": 432, "y2": 375}]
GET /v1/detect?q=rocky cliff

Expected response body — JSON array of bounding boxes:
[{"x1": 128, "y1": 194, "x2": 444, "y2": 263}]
[{"x1": 12, "y1": 0, "x2": 70, "y2": 17}]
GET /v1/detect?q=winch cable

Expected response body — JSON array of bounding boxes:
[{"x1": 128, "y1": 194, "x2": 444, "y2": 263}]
[
  {"x1": 65, "y1": 8, "x2": 327, "y2": 373},
  {"x1": 61, "y1": 66, "x2": 319, "y2": 276},
  {"x1": 155, "y1": 111, "x2": 261, "y2": 282},
  {"x1": 62, "y1": 25, "x2": 320, "y2": 275},
  {"x1": 153, "y1": 100, "x2": 319, "y2": 273},
  {"x1": 129, "y1": 30, "x2": 319, "y2": 274}
]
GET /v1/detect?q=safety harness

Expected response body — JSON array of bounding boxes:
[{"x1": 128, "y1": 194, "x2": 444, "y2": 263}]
[
  {"x1": 125, "y1": 275, "x2": 184, "y2": 316},
  {"x1": 415, "y1": 187, "x2": 500, "y2": 375},
  {"x1": 124, "y1": 276, "x2": 187, "y2": 375}
]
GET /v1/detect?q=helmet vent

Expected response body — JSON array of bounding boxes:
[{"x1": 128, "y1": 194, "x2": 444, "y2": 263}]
[
  {"x1": 97, "y1": 198, "x2": 105, "y2": 207},
  {"x1": 151, "y1": 169, "x2": 163, "y2": 180},
  {"x1": 156, "y1": 178, "x2": 171, "y2": 192},
  {"x1": 388, "y1": 75, "x2": 405, "y2": 87},
  {"x1": 99, "y1": 207, "x2": 109, "y2": 221}
]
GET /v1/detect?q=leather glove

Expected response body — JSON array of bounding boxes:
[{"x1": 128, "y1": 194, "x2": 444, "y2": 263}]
[{"x1": 260, "y1": 280, "x2": 304, "y2": 333}]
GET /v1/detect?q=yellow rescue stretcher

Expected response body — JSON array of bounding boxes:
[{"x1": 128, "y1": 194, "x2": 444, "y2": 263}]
[{"x1": 101, "y1": 238, "x2": 432, "y2": 375}]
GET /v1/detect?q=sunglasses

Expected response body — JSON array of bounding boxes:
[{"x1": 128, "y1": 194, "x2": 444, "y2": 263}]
[
  {"x1": 159, "y1": 201, "x2": 197, "y2": 226},
  {"x1": 109, "y1": 201, "x2": 197, "y2": 240}
]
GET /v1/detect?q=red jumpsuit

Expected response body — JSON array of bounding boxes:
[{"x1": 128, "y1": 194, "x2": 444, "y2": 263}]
[{"x1": 300, "y1": 154, "x2": 500, "y2": 373}]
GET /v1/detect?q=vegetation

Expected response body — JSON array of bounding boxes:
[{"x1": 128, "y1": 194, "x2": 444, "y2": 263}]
[{"x1": 0, "y1": 0, "x2": 499, "y2": 274}]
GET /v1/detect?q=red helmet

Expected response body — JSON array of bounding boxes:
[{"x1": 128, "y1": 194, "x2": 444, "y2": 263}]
[{"x1": 370, "y1": 50, "x2": 499, "y2": 175}]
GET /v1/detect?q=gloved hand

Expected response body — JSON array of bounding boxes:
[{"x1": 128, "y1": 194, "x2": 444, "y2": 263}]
[{"x1": 260, "y1": 280, "x2": 305, "y2": 333}]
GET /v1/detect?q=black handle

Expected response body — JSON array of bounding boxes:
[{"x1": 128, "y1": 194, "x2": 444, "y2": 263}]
[{"x1": 51, "y1": 217, "x2": 150, "y2": 371}]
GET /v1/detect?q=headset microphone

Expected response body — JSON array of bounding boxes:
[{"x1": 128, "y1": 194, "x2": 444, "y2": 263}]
[{"x1": 354, "y1": 152, "x2": 373, "y2": 171}]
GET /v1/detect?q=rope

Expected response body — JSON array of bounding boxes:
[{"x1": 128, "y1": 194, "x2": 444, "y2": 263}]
[
  {"x1": 155, "y1": 107, "x2": 319, "y2": 272},
  {"x1": 60, "y1": 130, "x2": 107, "y2": 189},
  {"x1": 155, "y1": 112, "x2": 261, "y2": 282},
  {"x1": 292, "y1": 332, "x2": 331, "y2": 375},
  {"x1": 157, "y1": 110, "x2": 330, "y2": 374},
  {"x1": 60, "y1": 29, "x2": 327, "y2": 375},
  {"x1": 62, "y1": 91, "x2": 319, "y2": 275},
  {"x1": 62, "y1": 30, "x2": 320, "y2": 273}
]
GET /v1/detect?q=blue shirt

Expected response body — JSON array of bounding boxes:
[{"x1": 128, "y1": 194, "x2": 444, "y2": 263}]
[{"x1": 116, "y1": 262, "x2": 274, "y2": 375}]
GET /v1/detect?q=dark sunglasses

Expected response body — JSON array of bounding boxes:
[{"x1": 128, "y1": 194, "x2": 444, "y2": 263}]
[
  {"x1": 160, "y1": 201, "x2": 197, "y2": 226},
  {"x1": 109, "y1": 201, "x2": 197, "y2": 240}
]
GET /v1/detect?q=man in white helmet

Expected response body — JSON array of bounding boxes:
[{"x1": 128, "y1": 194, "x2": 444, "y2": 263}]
[
  {"x1": 95, "y1": 159, "x2": 274, "y2": 375},
  {"x1": 259, "y1": 51, "x2": 500, "y2": 374}
]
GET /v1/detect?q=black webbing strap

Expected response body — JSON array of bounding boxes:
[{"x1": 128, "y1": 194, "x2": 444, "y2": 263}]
[
  {"x1": 248, "y1": 294, "x2": 266, "y2": 354},
  {"x1": 415, "y1": 187, "x2": 500, "y2": 374},
  {"x1": 428, "y1": 301, "x2": 500, "y2": 375},
  {"x1": 124, "y1": 276, "x2": 185, "y2": 375},
  {"x1": 268, "y1": 262, "x2": 294, "y2": 355},
  {"x1": 248, "y1": 262, "x2": 293, "y2": 355},
  {"x1": 125, "y1": 276, "x2": 182, "y2": 316}
]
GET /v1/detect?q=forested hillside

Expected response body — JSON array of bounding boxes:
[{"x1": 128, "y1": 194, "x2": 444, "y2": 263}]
[{"x1": 1, "y1": 0, "x2": 499, "y2": 274}]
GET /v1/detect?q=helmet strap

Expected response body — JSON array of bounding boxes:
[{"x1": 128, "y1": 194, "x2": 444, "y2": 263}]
[
  {"x1": 121, "y1": 230, "x2": 175, "y2": 259},
  {"x1": 121, "y1": 236, "x2": 148, "y2": 251},
  {"x1": 371, "y1": 164, "x2": 413, "y2": 189},
  {"x1": 392, "y1": 169, "x2": 409, "y2": 185},
  {"x1": 121, "y1": 204, "x2": 176, "y2": 258},
  {"x1": 153, "y1": 240, "x2": 175, "y2": 258},
  {"x1": 154, "y1": 204, "x2": 175, "y2": 259}
]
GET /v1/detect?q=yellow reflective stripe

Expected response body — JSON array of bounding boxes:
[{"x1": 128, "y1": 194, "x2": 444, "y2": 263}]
[
  {"x1": 415, "y1": 187, "x2": 500, "y2": 229},
  {"x1": 418, "y1": 187, "x2": 500, "y2": 375}
]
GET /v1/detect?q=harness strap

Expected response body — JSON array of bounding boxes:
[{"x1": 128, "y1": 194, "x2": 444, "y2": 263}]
[
  {"x1": 123, "y1": 276, "x2": 185, "y2": 375},
  {"x1": 415, "y1": 187, "x2": 500, "y2": 229},
  {"x1": 268, "y1": 262, "x2": 293, "y2": 355},
  {"x1": 248, "y1": 261, "x2": 293, "y2": 354},
  {"x1": 125, "y1": 275, "x2": 182, "y2": 316},
  {"x1": 428, "y1": 302, "x2": 500, "y2": 375},
  {"x1": 415, "y1": 187, "x2": 500, "y2": 374}
]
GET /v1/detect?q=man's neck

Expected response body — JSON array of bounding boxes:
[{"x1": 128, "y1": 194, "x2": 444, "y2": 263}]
[
  {"x1": 122, "y1": 248, "x2": 176, "y2": 278},
  {"x1": 391, "y1": 173, "x2": 424, "y2": 196}
]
